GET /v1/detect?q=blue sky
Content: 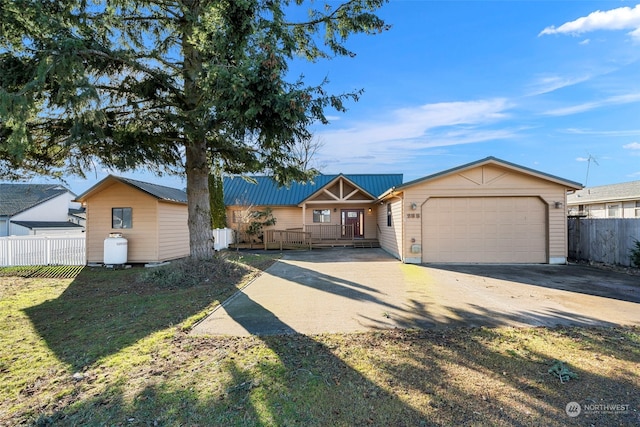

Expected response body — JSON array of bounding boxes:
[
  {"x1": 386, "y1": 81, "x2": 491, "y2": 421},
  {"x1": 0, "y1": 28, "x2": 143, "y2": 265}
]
[
  {"x1": 299, "y1": 0, "x2": 640, "y2": 188},
  {"x1": 17, "y1": 1, "x2": 640, "y2": 194}
]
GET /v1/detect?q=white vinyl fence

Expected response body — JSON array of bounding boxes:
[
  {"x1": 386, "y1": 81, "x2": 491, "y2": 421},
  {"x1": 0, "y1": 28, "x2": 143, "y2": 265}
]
[
  {"x1": 0, "y1": 229, "x2": 235, "y2": 267},
  {"x1": 213, "y1": 228, "x2": 235, "y2": 251},
  {"x1": 568, "y1": 218, "x2": 640, "y2": 267},
  {"x1": 0, "y1": 235, "x2": 86, "y2": 266}
]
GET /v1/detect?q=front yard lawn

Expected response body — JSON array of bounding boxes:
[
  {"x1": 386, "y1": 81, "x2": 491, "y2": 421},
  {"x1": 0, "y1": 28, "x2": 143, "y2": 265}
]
[{"x1": 1, "y1": 253, "x2": 638, "y2": 426}]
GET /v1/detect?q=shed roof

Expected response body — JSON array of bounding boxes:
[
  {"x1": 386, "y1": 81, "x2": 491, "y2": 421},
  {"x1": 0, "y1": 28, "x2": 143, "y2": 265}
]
[
  {"x1": 76, "y1": 175, "x2": 187, "y2": 204},
  {"x1": 567, "y1": 180, "x2": 640, "y2": 205},
  {"x1": 0, "y1": 184, "x2": 73, "y2": 217},
  {"x1": 391, "y1": 156, "x2": 582, "y2": 193},
  {"x1": 224, "y1": 174, "x2": 404, "y2": 206}
]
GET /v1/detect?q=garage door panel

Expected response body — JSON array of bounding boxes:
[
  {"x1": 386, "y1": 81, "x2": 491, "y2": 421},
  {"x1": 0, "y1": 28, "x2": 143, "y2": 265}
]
[{"x1": 422, "y1": 197, "x2": 547, "y2": 263}]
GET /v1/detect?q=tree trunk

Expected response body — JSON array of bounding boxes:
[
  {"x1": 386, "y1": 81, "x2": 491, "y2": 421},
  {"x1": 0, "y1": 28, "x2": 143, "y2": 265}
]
[
  {"x1": 186, "y1": 139, "x2": 214, "y2": 259},
  {"x1": 181, "y1": 2, "x2": 212, "y2": 259}
]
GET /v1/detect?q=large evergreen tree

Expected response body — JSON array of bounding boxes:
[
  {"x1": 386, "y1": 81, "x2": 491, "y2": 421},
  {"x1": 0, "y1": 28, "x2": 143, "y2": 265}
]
[{"x1": 0, "y1": 0, "x2": 388, "y2": 258}]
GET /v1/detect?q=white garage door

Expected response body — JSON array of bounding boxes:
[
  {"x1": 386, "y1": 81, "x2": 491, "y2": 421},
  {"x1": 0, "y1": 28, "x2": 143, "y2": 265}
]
[{"x1": 422, "y1": 197, "x2": 547, "y2": 263}]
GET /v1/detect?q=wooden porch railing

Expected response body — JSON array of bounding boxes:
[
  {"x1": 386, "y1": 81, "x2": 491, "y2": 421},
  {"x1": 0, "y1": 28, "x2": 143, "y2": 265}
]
[
  {"x1": 305, "y1": 224, "x2": 354, "y2": 241},
  {"x1": 264, "y1": 229, "x2": 312, "y2": 250}
]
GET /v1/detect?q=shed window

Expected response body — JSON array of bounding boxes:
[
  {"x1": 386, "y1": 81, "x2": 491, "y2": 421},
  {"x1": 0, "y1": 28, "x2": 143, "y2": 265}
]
[
  {"x1": 112, "y1": 207, "x2": 132, "y2": 229},
  {"x1": 313, "y1": 209, "x2": 331, "y2": 223},
  {"x1": 387, "y1": 203, "x2": 392, "y2": 227},
  {"x1": 607, "y1": 204, "x2": 620, "y2": 218}
]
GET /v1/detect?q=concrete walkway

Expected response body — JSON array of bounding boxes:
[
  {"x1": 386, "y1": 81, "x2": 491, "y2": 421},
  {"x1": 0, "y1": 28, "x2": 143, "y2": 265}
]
[{"x1": 191, "y1": 248, "x2": 640, "y2": 336}]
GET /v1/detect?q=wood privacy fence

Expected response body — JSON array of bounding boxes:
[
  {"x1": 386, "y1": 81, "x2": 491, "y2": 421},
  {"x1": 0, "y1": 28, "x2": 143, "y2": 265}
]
[
  {"x1": 568, "y1": 218, "x2": 640, "y2": 267},
  {"x1": 0, "y1": 235, "x2": 86, "y2": 266}
]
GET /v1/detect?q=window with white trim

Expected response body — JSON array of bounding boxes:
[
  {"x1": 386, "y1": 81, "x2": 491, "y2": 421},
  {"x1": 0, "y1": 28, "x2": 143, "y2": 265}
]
[
  {"x1": 607, "y1": 204, "x2": 620, "y2": 218},
  {"x1": 313, "y1": 209, "x2": 331, "y2": 223}
]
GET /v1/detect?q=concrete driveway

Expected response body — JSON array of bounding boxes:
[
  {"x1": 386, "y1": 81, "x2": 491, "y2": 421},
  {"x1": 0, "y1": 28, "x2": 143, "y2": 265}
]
[{"x1": 191, "y1": 248, "x2": 640, "y2": 336}]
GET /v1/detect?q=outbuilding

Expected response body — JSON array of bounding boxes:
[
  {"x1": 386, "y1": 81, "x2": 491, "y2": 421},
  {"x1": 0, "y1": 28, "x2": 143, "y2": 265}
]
[{"x1": 76, "y1": 176, "x2": 189, "y2": 264}]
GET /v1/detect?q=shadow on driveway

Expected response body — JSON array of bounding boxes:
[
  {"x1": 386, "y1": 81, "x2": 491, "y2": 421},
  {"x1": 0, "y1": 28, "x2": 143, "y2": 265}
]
[
  {"x1": 192, "y1": 249, "x2": 640, "y2": 336},
  {"x1": 427, "y1": 263, "x2": 640, "y2": 304}
]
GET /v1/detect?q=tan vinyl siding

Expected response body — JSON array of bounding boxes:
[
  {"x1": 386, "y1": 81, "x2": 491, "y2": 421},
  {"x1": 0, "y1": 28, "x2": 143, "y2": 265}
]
[
  {"x1": 226, "y1": 206, "x2": 300, "y2": 230},
  {"x1": 267, "y1": 207, "x2": 301, "y2": 230},
  {"x1": 378, "y1": 197, "x2": 403, "y2": 260},
  {"x1": 157, "y1": 201, "x2": 190, "y2": 261},
  {"x1": 85, "y1": 181, "x2": 159, "y2": 263}
]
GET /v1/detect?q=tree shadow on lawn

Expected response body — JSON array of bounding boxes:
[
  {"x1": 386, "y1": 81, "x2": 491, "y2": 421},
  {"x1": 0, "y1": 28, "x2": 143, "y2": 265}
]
[
  {"x1": 32, "y1": 295, "x2": 429, "y2": 426},
  {"x1": 23, "y1": 263, "x2": 249, "y2": 370},
  {"x1": 19, "y1": 257, "x2": 640, "y2": 426},
  {"x1": 30, "y1": 301, "x2": 640, "y2": 426},
  {"x1": 366, "y1": 326, "x2": 640, "y2": 426}
]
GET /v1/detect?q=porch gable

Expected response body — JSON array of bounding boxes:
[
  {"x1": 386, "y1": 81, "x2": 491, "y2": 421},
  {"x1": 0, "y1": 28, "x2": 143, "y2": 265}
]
[{"x1": 299, "y1": 175, "x2": 377, "y2": 205}]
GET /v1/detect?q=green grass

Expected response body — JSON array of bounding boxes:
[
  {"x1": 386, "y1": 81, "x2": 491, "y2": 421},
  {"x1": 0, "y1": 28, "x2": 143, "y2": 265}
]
[{"x1": 1, "y1": 253, "x2": 639, "y2": 426}]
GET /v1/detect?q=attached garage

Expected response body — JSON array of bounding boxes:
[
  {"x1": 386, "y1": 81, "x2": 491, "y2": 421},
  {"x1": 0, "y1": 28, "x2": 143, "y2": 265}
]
[
  {"x1": 377, "y1": 157, "x2": 583, "y2": 265},
  {"x1": 422, "y1": 196, "x2": 547, "y2": 263}
]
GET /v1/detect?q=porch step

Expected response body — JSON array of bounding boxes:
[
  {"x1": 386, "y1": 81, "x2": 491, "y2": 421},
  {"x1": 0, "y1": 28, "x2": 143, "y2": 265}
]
[{"x1": 353, "y1": 240, "x2": 381, "y2": 249}]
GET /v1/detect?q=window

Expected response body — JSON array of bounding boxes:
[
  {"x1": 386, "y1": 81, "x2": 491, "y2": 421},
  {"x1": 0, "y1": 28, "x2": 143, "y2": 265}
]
[
  {"x1": 636, "y1": 201, "x2": 640, "y2": 218},
  {"x1": 112, "y1": 207, "x2": 132, "y2": 229},
  {"x1": 313, "y1": 209, "x2": 331, "y2": 223},
  {"x1": 607, "y1": 204, "x2": 620, "y2": 218},
  {"x1": 387, "y1": 203, "x2": 392, "y2": 227}
]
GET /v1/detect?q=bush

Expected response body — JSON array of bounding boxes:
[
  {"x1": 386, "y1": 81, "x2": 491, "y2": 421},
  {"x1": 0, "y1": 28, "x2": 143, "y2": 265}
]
[{"x1": 631, "y1": 239, "x2": 640, "y2": 268}]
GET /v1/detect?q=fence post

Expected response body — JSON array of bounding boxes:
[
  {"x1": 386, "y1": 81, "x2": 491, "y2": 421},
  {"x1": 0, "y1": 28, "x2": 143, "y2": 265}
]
[{"x1": 8, "y1": 237, "x2": 12, "y2": 266}]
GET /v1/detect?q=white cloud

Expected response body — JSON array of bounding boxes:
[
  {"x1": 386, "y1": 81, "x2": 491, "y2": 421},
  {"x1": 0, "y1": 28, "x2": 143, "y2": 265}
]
[
  {"x1": 579, "y1": 38, "x2": 591, "y2": 45},
  {"x1": 313, "y1": 99, "x2": 517, "y2": 174},
  {"x1": 563, "y1": 128, "x2": 640, "y2": 136},
  {"x1": 623, "y1": 142, "x2": 640, "y2": 150},
  {"x1": 576, "y1": 157, "x2": 589, "y2": 162},
  {"x1": 527, "y1": 74, "x2": 592, "y2": 96},
  {"x1": 543, "y1": 92, "x2": 640, "y2": 116},
  {"x1": 540, "y1": 4, "x2": 640, "y2": 40}
]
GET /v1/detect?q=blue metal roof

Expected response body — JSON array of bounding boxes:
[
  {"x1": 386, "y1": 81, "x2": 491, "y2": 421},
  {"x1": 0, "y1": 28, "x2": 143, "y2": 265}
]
[{"x1": 223, "y1": 174, "x2": 404, "y2": 206}]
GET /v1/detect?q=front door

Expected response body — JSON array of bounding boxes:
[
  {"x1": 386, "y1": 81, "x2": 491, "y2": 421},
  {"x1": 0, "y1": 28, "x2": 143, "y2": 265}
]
[{"x1": 341, "y1": 209, "x2": 364, "y2": 238}]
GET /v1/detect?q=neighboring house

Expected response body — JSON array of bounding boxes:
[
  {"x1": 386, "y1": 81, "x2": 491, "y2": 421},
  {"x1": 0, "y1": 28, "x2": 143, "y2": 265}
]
[
  {"x1": 0, "y1": 183, "x2": 84, "y2": 236},
  {"x1": 567, "y1": 180, "x2": 640, "y2": 218},
  {"x1": 224, "y1": 157, "x2": 582, "y2": 264},
  {"x1": 76, "y1": 176, "x2": 189, "y2": 264}
]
